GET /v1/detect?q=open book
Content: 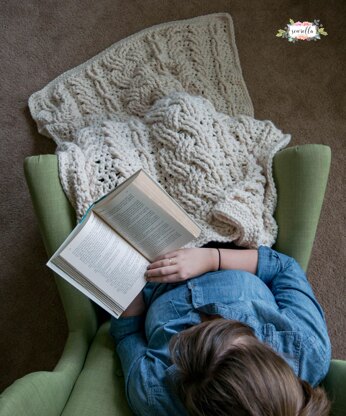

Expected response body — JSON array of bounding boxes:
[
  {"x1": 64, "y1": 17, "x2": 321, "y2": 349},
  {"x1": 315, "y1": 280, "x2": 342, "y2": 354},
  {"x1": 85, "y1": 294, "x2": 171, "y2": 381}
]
[{"x1": 48, "y1": 169, "x2": 201, "y2": 318}]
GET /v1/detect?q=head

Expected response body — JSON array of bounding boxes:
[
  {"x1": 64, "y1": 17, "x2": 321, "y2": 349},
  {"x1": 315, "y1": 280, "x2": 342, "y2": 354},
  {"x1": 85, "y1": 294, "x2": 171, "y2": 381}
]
[{"x1": 169, "y1": 318, "x2": 330, "y2": 416}]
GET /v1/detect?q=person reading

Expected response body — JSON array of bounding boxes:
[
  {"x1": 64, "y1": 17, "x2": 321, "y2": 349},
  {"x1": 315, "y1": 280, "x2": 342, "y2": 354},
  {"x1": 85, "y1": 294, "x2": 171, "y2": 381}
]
[{"x1": 110, "y1": 245, "x2": 331, "y2": 415}]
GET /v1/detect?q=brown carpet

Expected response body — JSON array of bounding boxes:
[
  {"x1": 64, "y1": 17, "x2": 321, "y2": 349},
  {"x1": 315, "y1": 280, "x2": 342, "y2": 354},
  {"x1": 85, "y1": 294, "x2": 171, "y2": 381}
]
[{"x1": 1, "y1": 0, "x2": 345, "y2": 392}]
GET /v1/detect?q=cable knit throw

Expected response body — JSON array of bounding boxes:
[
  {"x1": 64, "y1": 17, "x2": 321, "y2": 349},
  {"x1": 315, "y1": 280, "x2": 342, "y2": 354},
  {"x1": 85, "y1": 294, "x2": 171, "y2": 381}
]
[{"x1": 28, "y1": 13, "x2": 291, "y2": 248}]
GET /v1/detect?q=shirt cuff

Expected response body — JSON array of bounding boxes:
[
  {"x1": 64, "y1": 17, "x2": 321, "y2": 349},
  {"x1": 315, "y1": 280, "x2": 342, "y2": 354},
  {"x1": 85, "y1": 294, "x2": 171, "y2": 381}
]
[
  {"x1": 110, "y1": 314, "x2": 146, "y2": 346},
  {"x1": 256, "y1": 245, "x2": 281, "y2": 285}
]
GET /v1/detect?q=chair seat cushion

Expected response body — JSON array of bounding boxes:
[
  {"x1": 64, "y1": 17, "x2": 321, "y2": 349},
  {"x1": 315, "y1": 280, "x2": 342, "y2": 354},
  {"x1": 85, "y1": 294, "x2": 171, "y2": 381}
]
[{"x1": 61, "y1": 321, "x2": 133, "y2": 416}]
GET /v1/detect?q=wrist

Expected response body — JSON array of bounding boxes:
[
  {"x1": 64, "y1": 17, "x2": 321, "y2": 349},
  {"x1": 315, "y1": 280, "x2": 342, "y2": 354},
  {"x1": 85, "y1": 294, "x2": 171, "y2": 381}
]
[
  {"x1": 121, "y1": 307, "x2": 145, "y2": 317},
  {"x1": 122, "y1": 292, "x2": 146, "y2": 317},
  {"x1": 208, "y1": 248, "x2": 219, "y2": 272}
]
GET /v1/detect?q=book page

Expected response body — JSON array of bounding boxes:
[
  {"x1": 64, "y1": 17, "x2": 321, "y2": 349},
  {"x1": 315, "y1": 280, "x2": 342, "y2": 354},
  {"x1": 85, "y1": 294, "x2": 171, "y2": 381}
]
[
  {"x1": 48, "y1": 260, "x2": 124, "y2": 318},
  {"x1": 56, "y1": 212, "x2": 148, "y2": 308},
  {"x1": 94, "y1": 184, "x2": 197, "y2": 261}
]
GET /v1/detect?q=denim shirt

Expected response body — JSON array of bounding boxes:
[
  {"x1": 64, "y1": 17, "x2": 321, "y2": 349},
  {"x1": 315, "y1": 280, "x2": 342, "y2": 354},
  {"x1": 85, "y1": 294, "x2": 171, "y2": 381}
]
[{"x1": 110, "y1": 246, "x2": 331, "y2": 416}]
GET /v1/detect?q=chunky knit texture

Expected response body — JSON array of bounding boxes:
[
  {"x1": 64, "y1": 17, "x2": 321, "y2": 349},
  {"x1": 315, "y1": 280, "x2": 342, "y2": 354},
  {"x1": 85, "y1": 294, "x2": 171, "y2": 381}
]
[
  {"x1": 28, "y1": 13, "x2": 291, "y2": 248},
  {"x1": 28, "y1": 13, "x2": 254, "y2": 142}
]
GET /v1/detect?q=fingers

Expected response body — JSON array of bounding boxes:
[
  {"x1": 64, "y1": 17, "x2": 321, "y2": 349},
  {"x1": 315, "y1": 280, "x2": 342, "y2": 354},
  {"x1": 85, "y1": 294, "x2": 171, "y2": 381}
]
[
  {"x1": 151, "y1": 250, "x2": 180, "y2": 263},
  {"x1": 147, "y1": 257, "x2": 177, "y2": 270},
  {"x1": 145, "y1": 265, "x2": 178, "y2": 278},
  {"x1": 146, "y1": 249, "x2": 187, "y2": 283}
]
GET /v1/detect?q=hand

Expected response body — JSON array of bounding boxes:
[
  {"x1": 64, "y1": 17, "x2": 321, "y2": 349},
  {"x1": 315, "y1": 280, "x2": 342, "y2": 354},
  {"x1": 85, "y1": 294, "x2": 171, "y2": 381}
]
[{"x1": 145, "y1": 248, "x2": 219, "y2": 284}]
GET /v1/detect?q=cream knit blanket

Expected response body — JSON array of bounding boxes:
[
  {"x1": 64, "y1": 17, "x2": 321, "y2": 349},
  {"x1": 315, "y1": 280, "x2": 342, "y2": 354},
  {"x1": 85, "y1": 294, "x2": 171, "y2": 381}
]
[{"x1": 28, "y1": 13, "x2": 291, "y2": 248}]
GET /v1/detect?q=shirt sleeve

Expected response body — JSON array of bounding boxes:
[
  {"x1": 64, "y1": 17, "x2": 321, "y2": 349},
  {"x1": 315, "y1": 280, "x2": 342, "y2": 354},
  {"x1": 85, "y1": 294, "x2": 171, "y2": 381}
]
[
  {"x1": 256, "y1": 245, "x2": 331, "y2": 384},
  {"x1": 110, "y1": 315, "x2": 147, "y2": 380},
  {"x1": 256, "y1": 246, "x2": 325, "y2": 322},
  {"x1": 110, "y1": 315, "x2": 149, "y2": 415},
  {"x1": 110, "y1": 315, "x2": 188, "y2": 416}
]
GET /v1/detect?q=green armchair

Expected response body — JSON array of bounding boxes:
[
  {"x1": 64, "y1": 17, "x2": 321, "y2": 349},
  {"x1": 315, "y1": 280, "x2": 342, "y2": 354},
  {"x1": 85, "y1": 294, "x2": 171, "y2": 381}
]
[{"x1": 0, "y1": 144, "x2": 345, "y2": 416}]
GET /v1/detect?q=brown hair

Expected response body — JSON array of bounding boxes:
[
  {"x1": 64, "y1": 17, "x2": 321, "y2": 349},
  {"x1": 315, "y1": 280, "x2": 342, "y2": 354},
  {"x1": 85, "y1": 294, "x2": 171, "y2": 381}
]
[{"x1": 169, "y1": 318, "x2": 330, "y2": 416}]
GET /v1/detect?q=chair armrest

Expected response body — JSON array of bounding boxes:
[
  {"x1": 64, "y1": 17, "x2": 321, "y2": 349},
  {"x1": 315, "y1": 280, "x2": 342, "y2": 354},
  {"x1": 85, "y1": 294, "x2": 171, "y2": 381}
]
[
  {"x1": 273, "y1": 144, "x2": 331, "y2": 271},
  {"x1": 24, "y1": 155, "x2": 76, "y2": 257},
  {"x1": 0, "y1": 332, "x2": 87, "y2": 416},
  {"x1": 24, "y1": 155, "x2": 98, "y2": 334},
  {"x1": 0, "y1": 372, "x2": 72, "y2": 416}
]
